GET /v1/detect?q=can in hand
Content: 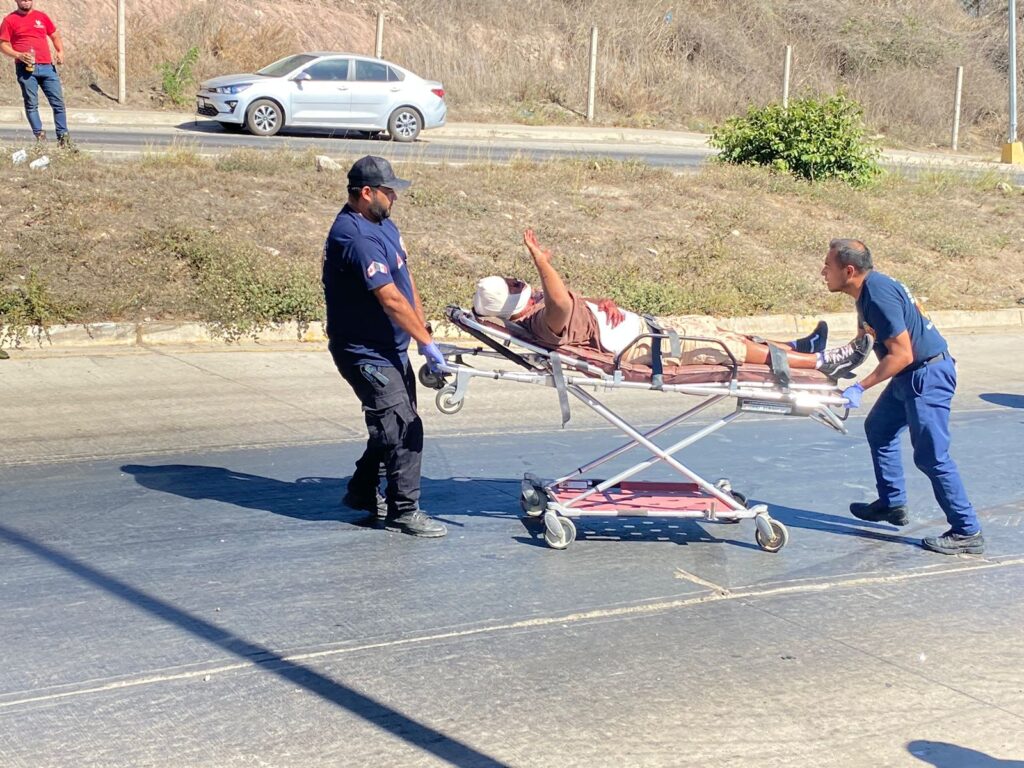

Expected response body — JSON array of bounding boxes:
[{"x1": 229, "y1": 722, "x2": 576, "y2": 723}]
[{"x1": 25, "y1": 49, "x2": 35, "y2": 73}]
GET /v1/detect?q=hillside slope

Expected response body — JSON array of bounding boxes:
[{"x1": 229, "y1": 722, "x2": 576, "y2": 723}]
[{"x1": 0, "y1": 0, "x2": 1018, "y2": 148}]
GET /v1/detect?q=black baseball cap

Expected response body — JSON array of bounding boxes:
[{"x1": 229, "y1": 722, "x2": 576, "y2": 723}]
[{"x1": 347, "y1": 155, "x2": 411, "y2": 191}]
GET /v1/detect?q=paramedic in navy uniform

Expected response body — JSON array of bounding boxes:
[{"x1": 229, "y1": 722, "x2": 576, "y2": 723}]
[
  {"x1": 822, "y1": 238, "x2": 983, "y2": 555},
  {"x1": 322, "y1": 155, "x2": 447, "y2": 538}
]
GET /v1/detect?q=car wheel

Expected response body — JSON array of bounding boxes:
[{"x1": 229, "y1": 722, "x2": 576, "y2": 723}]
[
  {"x1": 246, "y1": 99, "x2": 284, "y2": 137},
  {"x1": 387, "y1": 107, "x2": 421, "y2": 142}
]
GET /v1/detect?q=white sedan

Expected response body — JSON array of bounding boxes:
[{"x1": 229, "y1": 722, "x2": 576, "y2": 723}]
[{"x1": 196, "y1": 52, "x2": 446, "y2": 141}]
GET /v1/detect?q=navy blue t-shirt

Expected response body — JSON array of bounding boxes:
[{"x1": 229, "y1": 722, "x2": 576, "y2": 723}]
[
  {"x1": 322, "y1": 205, "x2": 415, "y2": 368},
  {"x1": 856, "y1": 270, "x2": 946, "y2": 364}
]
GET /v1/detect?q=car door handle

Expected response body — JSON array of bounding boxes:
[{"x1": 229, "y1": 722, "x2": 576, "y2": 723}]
[
  {"x1": 390, "y1": 87, "x2": 400, "y2": 92},
  {"x1": 337, "y1": 85, "x2": 349, "y2": 91}
]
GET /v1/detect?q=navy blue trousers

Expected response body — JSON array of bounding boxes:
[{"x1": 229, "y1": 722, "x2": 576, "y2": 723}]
[
  {"x1": 338, "y1": 359, "x2": 423, "y2": 515},
  {"x1": 864, "y1": 356, "x2": 979, "y2": 535}
]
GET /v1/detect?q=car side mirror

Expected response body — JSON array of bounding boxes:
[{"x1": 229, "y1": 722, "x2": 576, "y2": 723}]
[{"x1": 292, "y1": 72, "x2": 312, "y2": 82}]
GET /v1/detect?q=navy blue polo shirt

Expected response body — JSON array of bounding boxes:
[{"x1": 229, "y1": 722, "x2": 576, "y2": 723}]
[
  {"x1": 322, "y1": 204, "x2": 414, "y2": 369},
  {"x1": 856, "y1": 270, "x2": 946, "y2": 364}
]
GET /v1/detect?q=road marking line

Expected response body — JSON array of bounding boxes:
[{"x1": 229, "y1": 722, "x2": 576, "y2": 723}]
[{"x1": 3, "y1": 555, "x2": 1021, "y2": 710}]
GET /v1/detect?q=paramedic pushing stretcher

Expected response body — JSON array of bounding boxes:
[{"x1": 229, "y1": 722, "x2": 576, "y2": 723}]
[
  {"x1": 824, "y1": 239, "x2": 983, "y2": 555},
  {"x1": 322, "y1": 156, "x2": 447, "y2": 538},
  {"x1": 472, "y1": 230, "x2": 873, "y2": 380}
]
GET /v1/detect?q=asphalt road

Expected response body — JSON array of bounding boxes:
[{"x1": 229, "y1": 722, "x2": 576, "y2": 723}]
[
  {"x1": 1, "y1": 332, "x2": 1023, "y2": 767},
  {"x1": 0, "y1": 121, "x2": 715, "y2": 168},
  {"x1": 3, "y1": 120, "x2": 1023, "y2": 182}
]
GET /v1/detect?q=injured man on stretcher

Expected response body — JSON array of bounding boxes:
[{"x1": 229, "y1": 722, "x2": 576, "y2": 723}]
[{"x1": 471, "y1": 230, "x2": 872, "y2": 380}]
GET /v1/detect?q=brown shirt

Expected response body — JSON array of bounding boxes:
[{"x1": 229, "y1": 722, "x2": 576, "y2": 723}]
[{"x1": 515, "y1": 290, "x2": 599, "y2": 349}]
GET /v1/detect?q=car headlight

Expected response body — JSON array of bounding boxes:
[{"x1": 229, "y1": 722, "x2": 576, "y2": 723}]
[{"x1": 210, "y1": 83, "x2": 252, "y2": 95}]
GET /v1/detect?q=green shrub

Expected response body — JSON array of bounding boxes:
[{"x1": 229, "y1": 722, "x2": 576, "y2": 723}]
[
  {"x1": 0, "y1": 271, "x2": 75, "y2": 345},
  {"x1": 160, "y1": 46, "x2": 200, "y2": 106},
  {"x1": 710, "y1": 93, "x2": 882, "y2": 186},
  {"x1": 149, "y1": 228, "x2": 324, "y2": 341}
]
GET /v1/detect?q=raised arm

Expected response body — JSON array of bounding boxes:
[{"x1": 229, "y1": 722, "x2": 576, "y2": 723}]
[{"x1": 523, "y1": 229, "x2": 571, "y2": 336}]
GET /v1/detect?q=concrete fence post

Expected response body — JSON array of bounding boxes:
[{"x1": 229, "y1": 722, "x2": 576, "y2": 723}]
[
  {"x1": 375, "y1": 12, "x2": 385, "y2": 59},
  {"x1": 586, "y1": 26, "x2": 598, "y2": 122},
  {"x1": 782, "y1": 44, "x2": 792, "y2": 108},
  {"x1": 117, "y1": 0, "x2": 126, "y2": 104},
  {"x1": 951, "y1": 65, "x2": 964, "y2": 151}
]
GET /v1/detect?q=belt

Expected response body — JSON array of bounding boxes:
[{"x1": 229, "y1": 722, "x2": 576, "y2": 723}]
[{"x1": 906, "y1": 350, "x2": 950, "y2": 373}]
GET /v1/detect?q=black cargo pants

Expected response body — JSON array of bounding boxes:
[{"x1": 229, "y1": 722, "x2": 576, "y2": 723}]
[{"x1": 338, "y1": 359, "x2": 423, "y2": 515}]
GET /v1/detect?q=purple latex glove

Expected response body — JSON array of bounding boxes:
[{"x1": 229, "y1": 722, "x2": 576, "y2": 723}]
[{"x1": 842, "y1": 382, "x2": 865, "y2": 408}]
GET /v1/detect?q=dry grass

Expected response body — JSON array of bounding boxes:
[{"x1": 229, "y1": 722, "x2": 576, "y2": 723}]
[
  {"x1": 1, "y1": 148, "x2": 1021, "y2": 337},
  {"x1": 0, "y1": 1, "x2": 1017, "y2": 149}
]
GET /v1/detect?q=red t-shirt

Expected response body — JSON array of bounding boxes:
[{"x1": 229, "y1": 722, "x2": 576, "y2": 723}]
[{"x1": 0, "y1": 10, "x2": 56, "y2": 65}]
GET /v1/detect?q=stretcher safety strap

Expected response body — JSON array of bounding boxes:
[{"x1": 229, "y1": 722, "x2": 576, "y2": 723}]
[
  {"x1": 549, "y1": 352, "x2": 572, "y2": 426},
  {"x1": 766, "y1": 344, "x2": 791, "y2": 391}
]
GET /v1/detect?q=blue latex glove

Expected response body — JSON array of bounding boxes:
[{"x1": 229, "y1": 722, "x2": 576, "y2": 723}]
[
  {"x1": 420, "y1": 341, "x2": 446, "y2": 373},
  {"x1": 842, "y1": 382, "x2": 865, "y2": 408}
]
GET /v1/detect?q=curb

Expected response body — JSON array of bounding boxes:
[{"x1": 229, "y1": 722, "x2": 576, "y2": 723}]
[{"x1": 3, "y1": 309, "x2": 1022, "y2": 352}]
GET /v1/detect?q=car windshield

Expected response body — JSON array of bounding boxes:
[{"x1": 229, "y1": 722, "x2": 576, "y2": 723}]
[{"x1": 257, "y1": 54, "x2": 318, "y2": 78}]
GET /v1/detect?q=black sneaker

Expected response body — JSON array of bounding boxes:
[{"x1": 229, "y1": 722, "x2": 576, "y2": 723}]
[
  {"x1": 384, "y1": 509, "x2": 447, "y2": 538},
  {"x1": 922, "y1": 529, "x2": 985, "y2": 555},
  {"x1": 341, "y1": 489, "x2": 387, "y2": 518},
  {"x1": 850, "y1": 499, "x2": 909, "y2": 526},
  {"x1": 819, "y1": 335, "x2": 873, "y2": 380},
  {"x1": 792, "y1": 321, "x2": 829, "y2": 354}
]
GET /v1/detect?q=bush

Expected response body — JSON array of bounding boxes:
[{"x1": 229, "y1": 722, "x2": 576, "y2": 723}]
[
  {"x1": 0, "y1": 271, "x2": 75, "y2": 345},
  {"x1": 160, "y1": 46, "x2": 200, "y2": 107},
  {"x1": 710, "y1": 93, "x2": 882, "y2": 186},
  {"x1": 149, "y1": 228, "x2": 324, "y2": 341}
]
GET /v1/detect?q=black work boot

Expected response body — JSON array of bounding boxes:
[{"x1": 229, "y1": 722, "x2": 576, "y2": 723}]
[
  {"x1": 850, "y1": 499, "x2": 909, "y2": 526},
  {"x1": 792, "y1": 321, "x2": 829, "y2": 354},
  {"x1": 385, "y1": 509, "x2": 447, "y2": 538},
  {"x1": 819, "y1": 335, "x2": 873, "y2": 380},
  {"x1": 922, "y1": 530, "x2": 985, "y2": 555},
  {"x1": 341, "y1": 488, "x2": 387, "y2": 518}
]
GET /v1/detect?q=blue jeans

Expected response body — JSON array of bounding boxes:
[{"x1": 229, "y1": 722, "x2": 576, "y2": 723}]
[
  {"x1": 15, "y1": 62, "x2": 68, "y2": 137},
  {"x1": 864, "y1": 356, "x2": 979, "y2": 535}
]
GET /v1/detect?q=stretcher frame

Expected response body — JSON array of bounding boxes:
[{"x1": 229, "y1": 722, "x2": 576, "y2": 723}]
[{"x1": 426, "y1": 306, "x2": 850, "y2": 551}]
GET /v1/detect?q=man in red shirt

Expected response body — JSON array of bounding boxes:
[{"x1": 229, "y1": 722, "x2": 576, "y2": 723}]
[{"x1": 0, "y1": 0, "x2": 73, "y2": 147}]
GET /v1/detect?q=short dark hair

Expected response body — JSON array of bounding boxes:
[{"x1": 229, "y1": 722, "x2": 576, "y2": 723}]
[{"x1": 829, "y1": 238, "x2": 873, "y2": 273}]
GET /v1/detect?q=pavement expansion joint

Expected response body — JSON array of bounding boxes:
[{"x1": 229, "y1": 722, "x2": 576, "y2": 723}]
[{"x1": 2, "y1": 555, "x2": 1021, "y2": 712}]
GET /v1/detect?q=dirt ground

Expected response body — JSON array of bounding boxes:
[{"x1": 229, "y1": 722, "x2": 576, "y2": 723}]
[{"x1": 1, "y1": 147, "x2": 1022, "y2": 335}]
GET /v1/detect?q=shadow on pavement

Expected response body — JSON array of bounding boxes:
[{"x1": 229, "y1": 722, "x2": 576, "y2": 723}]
[
  {"x1": 980, "y1": 393, "x2": 1024, "y2": 409},
  {"x1": 121, "y1": 464, "x2": 798, "y2": 549},
  {"x1": 120, "y1": 464, "x2": 526, "y2": 528},
  {"x1": 764, "y1": 502, "x2": 922, "y2": 548},
  {"x1": 175, "y1": 119, "x2": 388, "y2": 142},
  {"x1": 0, "y1": 522, "x2": 512, "y2": 768},
  {"x1": 908, "y1": 740, "x2": 1024, "y2": 767}
]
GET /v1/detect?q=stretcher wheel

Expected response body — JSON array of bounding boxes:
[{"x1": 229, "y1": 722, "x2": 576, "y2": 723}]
[
  {"x1": 435, "y1": 386, "x2": 464, "y2": 415},
  {"x1": 543, "y1": 512, "x2": 576, "y2": 550},
  {"x1": 520, "y1": 486, "x2": 546, "y2": 517},
  {"x1": 418, "y1": 364, "x2": 446, "y2": 390},
  {"x1": 755, "y1": 519, "x2": 789, "y2": 553}
]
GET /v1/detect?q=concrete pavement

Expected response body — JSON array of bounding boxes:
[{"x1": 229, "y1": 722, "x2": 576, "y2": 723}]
[
  {"x1": 1, "y1": 326, "x2": 1022, "y2": 466},
  {"x1": 1, "y1": 327, "x2": 1022, "y2": 766}
]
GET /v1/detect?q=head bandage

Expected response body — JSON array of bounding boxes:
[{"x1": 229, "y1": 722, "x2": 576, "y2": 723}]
[{"x1": 472, "y1": 276, "x2": 533, "y2": 319}]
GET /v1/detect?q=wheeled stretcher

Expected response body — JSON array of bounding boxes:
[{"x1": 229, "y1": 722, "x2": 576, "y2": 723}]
[{"x1": 423, "y1": 306, "x2": 851, "y2": 551}]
